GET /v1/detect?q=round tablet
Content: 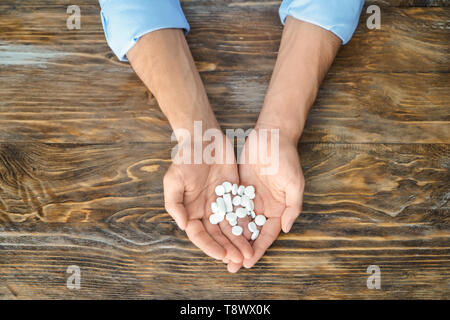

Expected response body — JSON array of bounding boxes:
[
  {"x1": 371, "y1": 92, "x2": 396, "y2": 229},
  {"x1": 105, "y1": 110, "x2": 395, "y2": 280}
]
[
  {"x1": 229, "y1": 219, "x2": 237, "y2": 226},
  {"x1": 216, "y1": 197, "x2": 226, "y2": 215},
  {"x1": 226, "y1": 212, "x2": 237, "y2": 221},
  {"x1": 209, "y1": 214, "x2": 219, "y2": 225},
  {"x1": 223, "y1": 193, "x2": 233, "y2": 212},
  {"x1": 211, "y1": 202, "x2": 218, "y2": 213},
  {"x1": 240, "y1": 195, "x2": 249, "y2": 207},
  {"x1": 251, "y1": 229, "x2": 260, "y2": 240},
  {"x1": 232, "y1": 225, "x2": 243, "y2": 236},
  {"x1": 236, "y1": 207, "x2": 247, "y2": 218},
  {"x1": 237, "y1": 185, "x2": 245, "y2": 196},
  {"x1": 222, "y1": 181, "x2": 232, "y2": 193},
  {"x1": 244, "y1": 186, "x2": 255, "y2": 196},
  {"x1": 215, "y1": 185, "x2": 225, "y2": 196},
  {"x1": 232, "y1": 196, "x2": 241, "y2": 206},
  {"x1": 255, "y1": 215, "x2": 266, "y2": 226},
  {"x1": 231, "y1": 184, "x2": 238, "y2": 195},
  {"x1": 245, "y1": 199, "x2": 254, "y2": 211},
  {"x1": 248, "y1": 221, "x2": 257, "y2": 233}
]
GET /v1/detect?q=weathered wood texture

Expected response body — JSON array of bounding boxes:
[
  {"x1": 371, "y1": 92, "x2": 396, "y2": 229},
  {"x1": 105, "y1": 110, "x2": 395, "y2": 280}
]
[
  {"x1": 0, "y1": 0, "x2": 449, "y2": 299},
  {"x1": 0, "y1": 3, "x2": 449, "y2": 143}
]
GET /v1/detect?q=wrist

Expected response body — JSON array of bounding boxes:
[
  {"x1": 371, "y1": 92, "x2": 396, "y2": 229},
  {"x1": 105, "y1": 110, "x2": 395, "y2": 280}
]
[
  {"x1": 255, "y1": 102, "x2": 306, "y2": 145},
  {"x1": 254, "y1": 118, "x2": 301, "y2": 147}
]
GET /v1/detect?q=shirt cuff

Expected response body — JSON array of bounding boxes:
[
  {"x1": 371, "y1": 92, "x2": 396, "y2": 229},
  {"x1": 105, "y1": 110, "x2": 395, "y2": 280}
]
[
  {"x1": 279, "y1": 0, "x2": 364, "y2": 45},
  {"x1": 99, "y1": 0, "x2": 190, "y2": 61}
]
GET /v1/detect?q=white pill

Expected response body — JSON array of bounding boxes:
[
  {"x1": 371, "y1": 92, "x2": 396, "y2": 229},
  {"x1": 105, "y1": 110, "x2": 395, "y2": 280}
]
[
  {"x1": 216, "y1": 209, "x2": 225, "y2": 217},
  {"x1": 222, "y1": 181, "x2": 232, "y2": 193},
  {"x1": 216, "y1": 197, "x2": 226, "y2": 215},
  {"x1": 226, "y1": 212, "x2": 237, "y2": 221},
  {"x1": 255, "y1": 215, "x2": 266, "y2": 226},
  {"x1": 209, "y1": 214, "x2": 219, "y2": 225},
  {"x1": 215, "y1": 185, "x2": 225, "y2": 196},
  {"x1": 248, "y1": 221, "x2": 257, "y2": 233},
  {"x1": 245, "y1": 199, "x2": 254, "y2": 211},
  {"x1": 237, "y1": 185, "x2": 245, "y2": 196},
  {"x1": 236, "y1": 207, "x2": 248, "y2": 218},
  {"x1": 211, "y1": 202, "x2": 218, "y2": 213},
  {"x1": 240, "y1": 194, "x2": 249, "y2": 207},
  {"x1": 251, "y1": 211, "x2": 256, "y2": 219},
  {"x1": 229, "y1": 219, "x2": 237, "y2": 226},
  {"x1": 223, "y1": 193, "x2": 233, "y2": 212},
  {"x1": 216, "y1": 213, "x2": 225, "y2": 223},
  {"x1": 247, "y1": 192, "x2": 255, "y2": 200},
  {"x1": 232, "y1": 195, "x2": 241, "y2": 206},
  {"x1": 244, "y1": 186, "x2": 255, "y2": 196},
  {"x1": 251, "y1": 229, "x2": 260, "y2": 240},
  {"x1": 232, "y1": 225, "x2": 243, "y2": 236},
  {"x1": 231, "y1": 183, "x2": 238, "y2": 195}
]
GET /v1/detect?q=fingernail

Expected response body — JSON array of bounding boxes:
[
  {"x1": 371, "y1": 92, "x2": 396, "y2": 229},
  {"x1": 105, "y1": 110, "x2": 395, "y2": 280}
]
[{"x1": 284, "y1": 221, "x2": 294, "y2": 233}]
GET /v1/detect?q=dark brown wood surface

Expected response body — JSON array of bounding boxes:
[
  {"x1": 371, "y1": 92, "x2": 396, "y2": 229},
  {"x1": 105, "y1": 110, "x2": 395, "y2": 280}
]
[{"x1": 0, "y1": 0, "x2": 449, "y2": 299}]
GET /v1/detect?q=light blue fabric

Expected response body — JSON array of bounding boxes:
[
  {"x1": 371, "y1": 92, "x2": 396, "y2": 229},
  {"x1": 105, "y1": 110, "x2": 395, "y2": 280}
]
[
  {"x1": 99, "y1": 0, "x2": 190, "y2": 61},
  {"x1": 99, "y1": 0, "x2": 364, "y2": 62},
  {"x1": 279, "y1": 0, "x2": 364, "y2": 44}
]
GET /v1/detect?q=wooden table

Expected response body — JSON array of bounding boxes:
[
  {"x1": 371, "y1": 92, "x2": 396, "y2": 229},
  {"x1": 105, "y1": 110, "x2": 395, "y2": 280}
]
[{"x1": 0, "y1": 0, "x2": 449, "y2": 299}]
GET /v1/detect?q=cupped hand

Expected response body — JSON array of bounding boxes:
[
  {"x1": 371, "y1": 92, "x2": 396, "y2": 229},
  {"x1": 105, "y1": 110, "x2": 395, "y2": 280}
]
[
  {"x1": 227, "y1": 128, "x2": 305, "y2": 272},
  {"x1": 163, "y1": 134, "x2": 254, "y2": 267}
]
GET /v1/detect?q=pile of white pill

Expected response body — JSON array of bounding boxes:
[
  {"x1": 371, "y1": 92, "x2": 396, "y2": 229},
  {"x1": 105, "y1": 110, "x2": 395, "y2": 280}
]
[{"x1": 209, "y1": 181, "x2": 267, "y2": 241}]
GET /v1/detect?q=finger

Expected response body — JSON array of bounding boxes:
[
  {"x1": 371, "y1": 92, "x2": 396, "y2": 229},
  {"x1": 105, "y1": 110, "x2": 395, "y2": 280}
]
[
  {"x1": 163, "y1": 166, "x2": 188, "y2": 230},
  {"x1": 243, "y1": 217, "x2": 281, "y2": 268},
  {"x1": 252, "y1": 191, "x2": 265, "y2": 215},
  {"x1": 203, "y1": 218, "x2": 243, "y2": 264},
  {"x1": 185, "y1": 220, "x2": 226, "y2": 260},
  {"x1": 281, "y1": 181, "x2": 304, "y2": 233},
  {"x1": 223, "y1": 258, "x2": 230, "y2": 264},
  {"x1": 227, "y1": 261, "x2": 243, "y2": 273},
  {"x1": 219, "y1": 219, "x2": 254, "y2": 260}
]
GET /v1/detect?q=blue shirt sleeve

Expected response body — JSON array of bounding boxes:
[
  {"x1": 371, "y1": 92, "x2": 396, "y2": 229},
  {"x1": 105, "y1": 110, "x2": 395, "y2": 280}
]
[
  {"x1": 99, "y1": 0, "x2": 190, "y2": 62},
  {"x1": 279, "y1": 0, "x2": 364, "y2": 45}
]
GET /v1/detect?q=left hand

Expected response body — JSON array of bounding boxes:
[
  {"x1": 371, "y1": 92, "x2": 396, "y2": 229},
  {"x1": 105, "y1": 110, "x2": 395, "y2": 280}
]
[{"x1": 226, "y1": 127, "x2": 305, "y2": 272}]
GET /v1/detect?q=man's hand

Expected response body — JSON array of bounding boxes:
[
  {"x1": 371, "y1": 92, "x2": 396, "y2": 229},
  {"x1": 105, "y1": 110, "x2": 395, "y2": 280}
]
[
  {"x1": 127, "y1": 30, "x2": 253, "y2": 268},
  {"x1": 227, "y1": 129, "x2": 304, "y2": 271},
  {"x1": 228, "y1": 17, "x2": 340, "y2": 272},
  {"x1": 164, "y1": 134, "x2": 254, "y2": 265}
]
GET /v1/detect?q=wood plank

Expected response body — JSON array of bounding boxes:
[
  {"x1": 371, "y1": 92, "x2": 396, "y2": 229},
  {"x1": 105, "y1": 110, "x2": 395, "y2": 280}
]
[
  {"x1": 0, "y1": 224, "x2": 449, "y2": 299},
  {"x1": 0, "y1": 142, "x2": 448, "y2": 223},
  {"x1": 1, "y1": 4, "x2": 448, "y2": 73},
  {"x1": 0, "y1": 142, "x2": 448, "y2": 298},
  {"x1": 0, "y1": 4, "x2": 448, "y2": 144},
  {"x1": 0, "y1": 67, "x2": 448, "y2": 143},
  {"x1": 1, "y1": 0, "x2": 447, "y2": 7}
]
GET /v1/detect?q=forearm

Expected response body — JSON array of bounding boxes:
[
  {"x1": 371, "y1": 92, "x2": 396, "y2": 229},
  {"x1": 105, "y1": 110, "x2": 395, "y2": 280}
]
[
  {"x1": 127, "y1": 29, "x2": 219, "y2": 136},
  {"x1": 256, "y1": 17, "x2": 341, "y2": 143}
]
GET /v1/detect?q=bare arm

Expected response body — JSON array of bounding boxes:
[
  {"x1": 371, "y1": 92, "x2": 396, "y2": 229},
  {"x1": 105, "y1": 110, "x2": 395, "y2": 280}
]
[
  {"x1": 126, "y1": 29, "x2": 253, "y2": 269},
  {"x1": 256, "y1": 16, "x2": 341, "y2": 142},
  {"x1": 127, "y1": 29, "x2": 219, "y2": 135},
  {"x1": 238, "y1": 17, "x2": 341, "y2": 270}
]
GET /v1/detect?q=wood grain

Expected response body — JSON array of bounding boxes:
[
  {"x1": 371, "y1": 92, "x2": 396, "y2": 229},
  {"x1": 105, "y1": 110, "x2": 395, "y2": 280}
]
[
  {"x1": 0, "y1": 0, "x2": 449, "y2": 299},
  {"x1": 0, "y1": 4, "x2": 448, "y2": 143},
  {"x1": 0, "y1": 142, "x2": 449, "y2": 299}
]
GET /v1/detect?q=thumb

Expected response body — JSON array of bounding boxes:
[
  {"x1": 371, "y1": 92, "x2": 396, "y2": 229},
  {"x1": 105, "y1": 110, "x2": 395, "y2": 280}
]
[
  {"x1": 281, "y1": 181, "x2": 304, "y2": 233},
  {"x1": 163, "y1": 166, "x2": 188, "y2": 230}
]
